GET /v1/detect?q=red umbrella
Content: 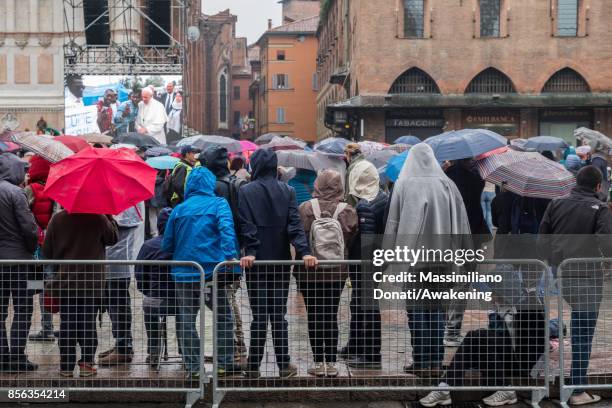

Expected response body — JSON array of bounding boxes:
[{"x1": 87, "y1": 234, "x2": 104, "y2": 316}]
[
  {"x1": 45, "y1": 147, "x2": 156, "y2": 215},
  {"x1": 55, "y1": 135, "x2": 90, "y2": 153}
]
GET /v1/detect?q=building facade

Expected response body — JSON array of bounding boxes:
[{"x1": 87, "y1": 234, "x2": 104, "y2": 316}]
[
  {"x1": 318, "y1": 0, "x2": 612, "y2": 145},
  {"x1": 0, "y1": 0, "x2": 65, "y2": 132},
  {"x1": 186, "y1": 10, "x2": 236, "y2": 136},
  {"x1": 230, "y1": 37, "x2": 254, "y2": 139},
  {"x1": 253, "y1": 15, "x2": 320, "y2": 142}
]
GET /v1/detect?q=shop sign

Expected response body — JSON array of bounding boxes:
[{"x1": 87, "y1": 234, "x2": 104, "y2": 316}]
[
  {"x1": 463, "y1": 110, "x2": 519, "y2": 125},
  {"x1": 385, "y1": 118, "x2": 446, "y2": 128}
]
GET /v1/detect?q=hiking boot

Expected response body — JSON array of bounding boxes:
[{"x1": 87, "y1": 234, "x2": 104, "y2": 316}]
[
  {"x1": 97, "y1": 350, "x2": 132, "y2": 366},
  {"x1": 29, "y1": 331, "x2": 55, "y2": 342},
  {"x1": 307, "y1": 362, "x2": 326, "y2": 377},
  {"x1": 482, "y1": 390, "x2": 518, "y2": 407},
  {"x1": 569, "y1": 392, "x2": 602, "y2": 406},
  {"x1": 98, "y1": 347, "x2": 115, "y2": 358},
  {"x1": 78, "y1": 362, "x2": 97, "y2": 377},
  {"x1": 326, "y1": 363, "x2": 338, "y2": 378},
  {"x1": 279, "y1": 363, "x2": 298, "y2": 378},
  {"x1": 419, "y1": 390, "x2": 452, "y2": 407},
  {"x1": 345, "y1": 356, "x2": 382, "y2": 369}
]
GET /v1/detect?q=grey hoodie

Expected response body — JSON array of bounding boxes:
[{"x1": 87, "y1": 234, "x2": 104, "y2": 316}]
[{"x1": 0, "y1": 153, "x2": 38, "y2": 259}]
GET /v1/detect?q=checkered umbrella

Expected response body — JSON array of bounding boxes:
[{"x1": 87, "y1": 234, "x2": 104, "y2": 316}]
[
  {"x1": 476, "y1": 149, "x2": 575, "y2": 199},
  {"x1": 11, "y1": 132, "x2": 74, "y2": 163}
]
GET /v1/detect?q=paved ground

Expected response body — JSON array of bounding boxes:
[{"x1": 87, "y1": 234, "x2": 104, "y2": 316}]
[{"x1": 1, "y1": 264, "x2": 611, "y2": 404}]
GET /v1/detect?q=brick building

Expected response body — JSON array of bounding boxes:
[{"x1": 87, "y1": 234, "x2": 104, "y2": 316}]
[
  {"x1": 230, "y1": 37, "x2": 254, "y2": 138},
  {"x1": 280, "y1": 0, "x2": 321, "y2": 24},
  {"x1": 318, "y1": 0, "x2": 612, "y2": 145},
  {"x1": 185, "y1": 10, "x2": 236, "y2": 136},
  {"x1": 252, "y1": 15, "x2": 320, "y2": 142}
]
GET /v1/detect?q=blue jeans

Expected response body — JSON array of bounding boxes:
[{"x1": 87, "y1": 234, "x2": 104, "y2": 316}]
[
  {"x1": 175, "y1": 282, "x2": 234, "y2": 373},
  {"x1": 569, "y1": 308, "x2": 600, "y2": 394},
  {"x1": 407, "y1": 307, "x2": 444, "y2": 369},
  {"x1": 481, "y1": 191, "x2": 495, "y2": 232}
]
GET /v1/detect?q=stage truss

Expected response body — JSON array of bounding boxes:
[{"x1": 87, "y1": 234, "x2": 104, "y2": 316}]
[{"x1": 63, "y1": 0, "x2": 190, "y2": 75}]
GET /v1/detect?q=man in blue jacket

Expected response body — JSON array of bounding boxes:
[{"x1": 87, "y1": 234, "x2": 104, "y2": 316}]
[
  {"x1": 238, "y1": 149, "x2": 317, "y2": 378},
  {"x1": 162, "y1": 167, "x2": 240, "y2": 378}
]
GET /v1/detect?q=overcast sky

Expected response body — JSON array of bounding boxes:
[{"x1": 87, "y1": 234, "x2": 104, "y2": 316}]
[{"x1": 202, "y1": 0, "x2": 283, "y2": 45}]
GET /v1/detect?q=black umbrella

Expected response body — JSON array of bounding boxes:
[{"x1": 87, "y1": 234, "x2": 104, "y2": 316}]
[
  {"x1": 145, "y1": 146, "x2": 173, "y2": 158},
  {"x1": 113, "y1": 132, "x2": 161, "y2": 148}
]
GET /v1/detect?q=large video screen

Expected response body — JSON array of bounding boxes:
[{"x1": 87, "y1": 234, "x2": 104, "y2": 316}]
[{"x1": 64, "y1": 74, "x2": 183, "y2": 145}]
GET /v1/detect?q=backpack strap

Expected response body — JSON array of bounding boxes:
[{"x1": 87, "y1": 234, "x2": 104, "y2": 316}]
[
  {"x1": 332, "y1": 202, "x2": 348, "y2": 220},
  {"x1": 311, "y1": 198, "x2": 321, "y2": 220}
]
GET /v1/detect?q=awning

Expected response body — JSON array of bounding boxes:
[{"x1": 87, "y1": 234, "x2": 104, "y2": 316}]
[{"x1": 328, "y1": 93, "x2": 612, "y2": 111}]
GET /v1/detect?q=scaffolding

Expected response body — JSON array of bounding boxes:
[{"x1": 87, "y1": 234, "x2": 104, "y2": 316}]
[{"x1": 63, "y1": 0, "x2": 191, "y2": 75}]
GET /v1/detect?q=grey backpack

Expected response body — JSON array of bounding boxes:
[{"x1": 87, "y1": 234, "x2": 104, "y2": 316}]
[{"x1": 309, "y1": 199, "x2": 347, "y2": 262}]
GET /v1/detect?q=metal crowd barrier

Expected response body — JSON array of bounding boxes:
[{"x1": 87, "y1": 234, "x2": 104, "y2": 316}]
[
  {"x1": 211, "y1": 259, "x2": 550, "y2": 408},
  {"x1": 557, "y1": 258, "x2": 612, "y2": 407},
  {"x1": 0, "y1": 260, "x2": 206, "y2": 408}
]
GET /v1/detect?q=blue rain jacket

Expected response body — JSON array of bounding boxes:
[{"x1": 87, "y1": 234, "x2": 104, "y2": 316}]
[{"x1": 162, "y1": 167, "x2": 238, "y2": 282}]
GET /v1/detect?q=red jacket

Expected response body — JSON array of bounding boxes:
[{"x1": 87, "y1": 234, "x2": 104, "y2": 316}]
[{"x1": 29, "y1": 182, "x2": 54, "y2": 245}]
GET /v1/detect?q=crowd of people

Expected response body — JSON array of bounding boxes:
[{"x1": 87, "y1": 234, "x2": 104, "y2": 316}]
[
  {"x1": 64, "y1": 74, "x2": 183, "y2": 144},
  {"x1": 0, "y1": 136, "x2": 611, "y2": 407}
]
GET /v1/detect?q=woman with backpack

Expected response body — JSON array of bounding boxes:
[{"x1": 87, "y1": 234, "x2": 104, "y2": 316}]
[{"x1": 297, "y1": 169, "x2": 358, "y2": 377}]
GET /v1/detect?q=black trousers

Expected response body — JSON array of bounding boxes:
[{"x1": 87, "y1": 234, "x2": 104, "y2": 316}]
[
  {"x1": 301, "y1": 281, "x2": 344, "y2": 363},
  {"x1": 346, "y1": 269, "x2": 382, "y2": 360},
  {"x1": 246, "y1": 275, "x2": 290, "y2": 370},
  {"x1": 59, "y1": 295, "x2": 98, "y2": 371},
  {"x1": 0, "y1": 269, "x2": 33, "y2": 363},
  {"x1": 106, "y1": 278, "x2": 133, "y2": 354},
  {"x1": 143, "y1": 299, "x2": 178, "y2": 357}
]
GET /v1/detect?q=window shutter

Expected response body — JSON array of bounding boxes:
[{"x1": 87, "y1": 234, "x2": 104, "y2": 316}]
[
  {"x1": 557, "y1": 0, "x2": 578, "y2": 36},
  {"x1": 285, "y1": 74, "x2": 290, "y2": 89},
  {"x1": 272, "y1": 75, "x2": 278, "y2": 89}
]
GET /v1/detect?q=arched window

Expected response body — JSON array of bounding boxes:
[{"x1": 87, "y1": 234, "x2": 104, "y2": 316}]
[
  {"x1": 465, "y1": 68, "x2": 516, "y2": 93},
  {"x1": 542, "y1": 68, "x2": 590, "y2": 93},
  {"x1": 389, "y1": 68, "x2": 440, "y2": 94},
  {"x1": 219, "y1": 71, "x2": 227, "y2": 125}
]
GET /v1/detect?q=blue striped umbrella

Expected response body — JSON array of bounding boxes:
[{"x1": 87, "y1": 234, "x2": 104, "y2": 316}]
[{"x1": 476, "y1": 149, "x2": 575, "y2": 199}]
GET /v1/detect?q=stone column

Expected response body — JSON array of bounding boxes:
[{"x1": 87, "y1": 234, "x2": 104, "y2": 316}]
[{"x1": 109, "y1": 0, "x2": 140, "y2": 45}]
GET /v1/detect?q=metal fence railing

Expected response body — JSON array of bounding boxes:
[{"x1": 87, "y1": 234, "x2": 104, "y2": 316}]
[
  {"x1": 211, "y1": 259, "x2": 551, "y2": 408},
  {"x1": 557, "y1": 258, "x2": 612, "y2": 407},
  {"x1": 0, "y1": 260, "x2": 206, "y2": 408}
]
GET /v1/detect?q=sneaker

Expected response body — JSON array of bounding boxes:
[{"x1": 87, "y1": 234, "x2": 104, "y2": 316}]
[
  {"x1": 146, "y1": 355, "x2": 160, "y2": 368},
  {"x1": 279, "y1": 363, "x2": 298, "y2": 378},
  {"x1": 97, "y1": 350, "x2": 132, "y2": 366},
  {"x1": 482, "y1": 390, "x2": 518, "y2": 407},
  {"x1": 345, "y1": 356, "x2": 382, "y2": 369},
  {"x1": 218, "y1": 364, "x2": 243, "y2": 377},
  {"x1": 59, "y1": 370, "x2": 73, "y2": 378},
  {"x1": 28, "y1": 331, "x2": 55, "y2": 342},
  {"x1": 78, "y1": 362, "x2": 97, "y2": 377},
  {"x1": 307, "y1": 362, "x2": 326, "y2": 377},
  {"x1": 326, "y1": 363, "x2": 338, "y2": 378},
  {"x1": 443, "y1": 336, "x2": 463, "y2": 347},
  {"x1": 419, "y1": 390, "x2": 452, "y2": 407},
  {"x1": 97, "y1": 347, "x2": 115, "y2": 358},
  {"x1": 8, "y1": 359, "x2": 38, "y2": 372},
  {"x1": 185, "y1": 371, "x2": 200, "y2": 380},
  {"x1": 569, "y1": 392, "x2": 602, "y2": 406},
  {"x1": 243, "y1": 368, "x2": 261, "y2": 379},
  {"x1": 338, "y1": 346, "x2": 354, "y2": 360}
]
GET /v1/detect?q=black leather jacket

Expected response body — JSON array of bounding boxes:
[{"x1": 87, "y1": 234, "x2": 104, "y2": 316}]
[{"x1": 350, "y1": 190, "x2": 389, "y2": 259}]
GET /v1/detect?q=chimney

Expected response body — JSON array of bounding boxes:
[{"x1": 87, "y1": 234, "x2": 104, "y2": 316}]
[{"x1": 268, "y1": 19, "x2": 272, "y2": 29}]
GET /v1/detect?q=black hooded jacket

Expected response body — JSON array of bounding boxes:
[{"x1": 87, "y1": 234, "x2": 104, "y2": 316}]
[
  {"x1": 201, "y1": 145, "x2": 246, "y2": 237},
  {"x1": 238, "y1": 149, "x2": 310, "y2": 262},
  {"x1": 0, "y1": 153, "x2": 38, "y2": 259}
]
